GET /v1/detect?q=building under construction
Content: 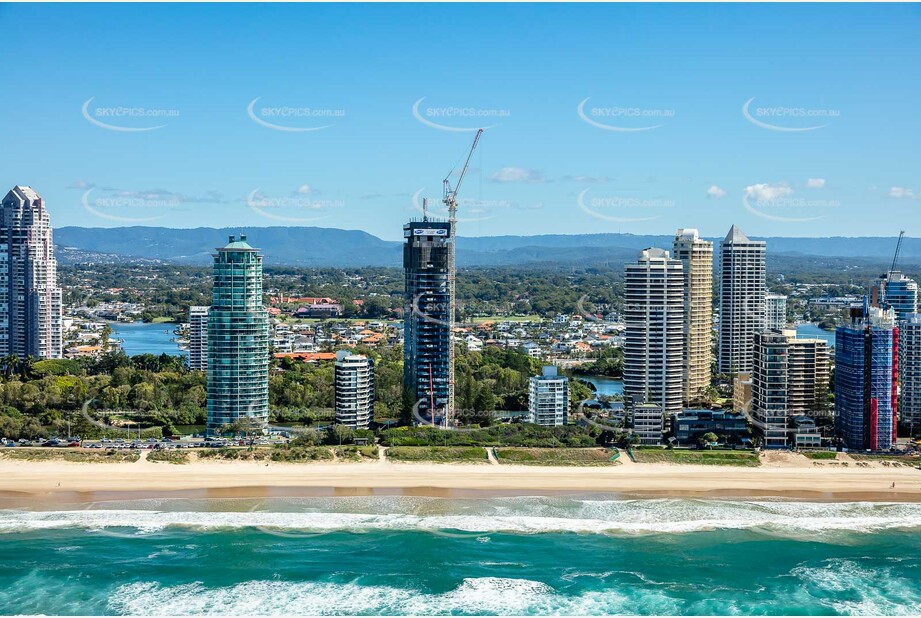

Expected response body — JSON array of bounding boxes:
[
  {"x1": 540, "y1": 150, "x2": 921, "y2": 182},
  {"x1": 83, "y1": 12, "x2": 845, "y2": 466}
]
[
  {"x1": 835, "y1": 301, "x2": 898, "y2": 451},
  {"x1": 402, "y1": 130, "x2": 482, "y2": 425},
  {"x1": 402, "y1": 219, "x2": 452, "y2": 423}
]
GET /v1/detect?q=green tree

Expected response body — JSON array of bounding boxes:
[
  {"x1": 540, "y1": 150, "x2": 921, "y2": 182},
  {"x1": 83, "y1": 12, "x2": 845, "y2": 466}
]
[{"x1": 699, "y1": 432, "x2": 719, "y2": 448}]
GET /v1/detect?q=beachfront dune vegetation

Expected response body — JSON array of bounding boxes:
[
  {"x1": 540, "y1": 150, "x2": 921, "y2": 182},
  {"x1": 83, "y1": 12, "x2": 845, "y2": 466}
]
[
  {"x1": 146, "y1": 449, "x2": 190, "y2": 464},
  {"x1": 0, "y1": 448, "x2": 140, "y2": 463},
  {"x1": 494, "y1": 447, "x2": 616, "y2": 466},
  {"x1": 631, "y1": 448, "x2": 760, "y2": 467},
  {"x1": 386, "y1": 446, "x2": 488, "y2": 463},
  {"x1": 0, "y1": 345, "x2": 594, "y2": 443},
  {"x1": 378, "y1": 424, "x2": 601, "y2": 448},
  {"x1": 197, "y1": 444, "x2": 377, "y2": 462}
]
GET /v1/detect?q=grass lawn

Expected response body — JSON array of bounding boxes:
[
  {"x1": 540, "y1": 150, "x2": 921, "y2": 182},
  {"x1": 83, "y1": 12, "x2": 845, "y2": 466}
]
[
  {"x1": 631, "y1": 448, "x2": 761, "y2": 467},
  {"x1": 150, "y1": 317, "x2": 176, "y2": 324},
  {"x1": 386, "y1": 446, "x2": 488, "y2": 463},
  {"x1": 0, "y1": 448, "x2": 141, "y2": 463},
  {"x1": 801, "y1": 451, "x2": 839, "y2": 460},
  {"x1": 495, "y1": 447, "x2": 616, "y2": 466}
]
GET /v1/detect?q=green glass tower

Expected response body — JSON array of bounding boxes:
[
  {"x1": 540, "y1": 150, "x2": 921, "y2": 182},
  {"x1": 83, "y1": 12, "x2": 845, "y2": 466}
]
[{"x1": 206, "y1": 234, "x2": 269, "y2": 435}]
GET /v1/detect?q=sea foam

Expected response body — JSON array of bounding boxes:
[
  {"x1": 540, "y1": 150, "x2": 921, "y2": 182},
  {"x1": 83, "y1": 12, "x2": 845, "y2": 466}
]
[
  {"x1": 106, "y1": 565, "x2": 921, "y2": 617},
  {"x1": 107, "y1": 577, "x2": 682, "y2": 616},
  {"x1": 2, "y1": 498, "x2": 921, "y2": 537}
]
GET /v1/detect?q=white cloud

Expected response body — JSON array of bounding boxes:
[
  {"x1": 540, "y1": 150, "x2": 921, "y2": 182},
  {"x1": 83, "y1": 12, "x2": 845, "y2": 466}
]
[
  {"x1": 889, "y1": 187, "x2": 915, "y2": 199},
  {"x1": 563, "y1": 174, "x2": 612, "y2": 184},
  {"x1": 68, "y1": 180, "x2": 95, "y2": 190},
  {"x1": 806, "y1": 178, "x2": 826, "y2": 189},
  {"x1": 706, "y1": 185, "x2": 727, "y2": 199},
  {"x1": 744, "y1": 182, "x2": 793, "y2": 202},
  {"x1": 490, "y1": 167, "x2": 544, "y2": 183},
  {"x1": 295, "y1": 184, "x2": 312, "y2": 195}
]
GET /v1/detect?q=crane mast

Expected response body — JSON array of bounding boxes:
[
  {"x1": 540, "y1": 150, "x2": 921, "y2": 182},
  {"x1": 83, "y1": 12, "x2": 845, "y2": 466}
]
[
  {"x1": 891, "y1": 230, "x2": 906, "y2": 275},
  {"x1": 443, "y1": 128, "x2": 483, "y2": 426}
]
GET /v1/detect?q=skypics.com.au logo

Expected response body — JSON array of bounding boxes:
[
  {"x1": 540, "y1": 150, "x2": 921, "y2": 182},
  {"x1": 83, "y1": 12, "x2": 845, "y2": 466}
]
[
  {"x1": 742, "y1": 182, "x2": 839, "y2": 223},
  {"x1": 577, "y1": 189, "x2": 674, "y2": 223},
  {"x1": 247, "y1": 98, "x2": 345, "y2": 132},
  {"x1": 81, "y1": 188, "x2": 181, "y2": 223},
  {"x1": 412, "y1": 97, "x2": 508, "y2": 132},
  {"x1": 247, "y1": 189, "x2": 344, "y2": 223},
  {"x1": 82, "y1": 97, "x2": 179, "y2": 132},
  {"x1": 411, "y1": 189, "x2": 534, "y2": 224},
  {"x1": 577, "y1": 98, "x2": 674, "y2": 132},
  {"x1": 742, "y1": 97, "x2": 840, "y2": 132}
]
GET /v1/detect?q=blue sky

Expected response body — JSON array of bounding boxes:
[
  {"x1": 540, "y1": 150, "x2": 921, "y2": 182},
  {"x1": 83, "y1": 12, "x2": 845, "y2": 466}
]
[{"x1": 1, "y1": 3, "x2": 918, "y2": 240}]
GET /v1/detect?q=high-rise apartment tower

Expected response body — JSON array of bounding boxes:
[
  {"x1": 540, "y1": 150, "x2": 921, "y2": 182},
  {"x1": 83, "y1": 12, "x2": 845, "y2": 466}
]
[
  {"x1": 835, "y1": 303, "x2": 898, "y2": 451},
  {"x1": 206, "y1": 235, "x2": 269, "y2": 435},
  {"x1": 751, "y1": 329, "x2": 829, "y2": 448},
  {"x1": 188, "y1": 306, "x2": 209, "y2": 371},
  {"x1": 718, "y1": 225, "x2": 766, "y2": 374},
  {"x1": 623, "y1": 248, "x2": 685, "y2": 417},
  {"x1": 672, "y1": 229, "x2": 713, "y2": 403},
  {"x1": 0, "y1": 186, "x2": 62, "y2": 359},
  {"x1": 403, "y1": 220, "x2": 452, "y2": 423}
]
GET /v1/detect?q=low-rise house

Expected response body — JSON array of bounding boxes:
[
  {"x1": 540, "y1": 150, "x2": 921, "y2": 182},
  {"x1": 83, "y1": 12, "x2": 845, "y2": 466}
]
[{"x1": 672, "y1": 409, "x2": 749, "y2": 445}]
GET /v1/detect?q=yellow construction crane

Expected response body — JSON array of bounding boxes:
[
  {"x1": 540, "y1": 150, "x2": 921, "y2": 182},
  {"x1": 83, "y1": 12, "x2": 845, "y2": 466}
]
[
  {"x1": 443, "y1": 128, "x2": 483, "y2": 425},
  {"x1": 443, "y1": 128, "x2": 484, "y2": 225}
]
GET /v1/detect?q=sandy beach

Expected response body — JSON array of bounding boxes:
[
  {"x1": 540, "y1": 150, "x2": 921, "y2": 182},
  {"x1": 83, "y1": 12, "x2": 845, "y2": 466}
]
[{"x1": 1, "y1": 450, "x2": 920, "y2": 506}]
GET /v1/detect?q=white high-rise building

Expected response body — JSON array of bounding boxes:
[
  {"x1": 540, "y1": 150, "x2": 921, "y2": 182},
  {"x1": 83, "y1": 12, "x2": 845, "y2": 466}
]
[
  {"x1": 528, "y1": 366, "x2": 569, "y2": 426},
  {"x1": 188, "y1": 306, "x2": 209, "y2": 371},
  {"x1": 334, "y1": 351, "x2": 375, "y2": 429},
  {"x1": 623, "y1": 248, "x2": 685, "y2": 417},
  {"x1": 751, "y1": 329, "x2": 829, "y2": 448},
  {"x1": 632, "y1": 403, "x2": 664, "y2": 445},
  {"x1": 672, "y1": 229, "x2": 713, "y2": 403},
  {"x1": 718, "y1": 225, "x2": 766, "y2": 374},
  {"x1": 899, "y1": 313, "x2": 921, "y2": 428},
  {"x1": 0, "y1": 186, "x2": 62, "y2": 359},
  {"x1": 765, "y1": 294, "x2": 788, "y2": 331}
]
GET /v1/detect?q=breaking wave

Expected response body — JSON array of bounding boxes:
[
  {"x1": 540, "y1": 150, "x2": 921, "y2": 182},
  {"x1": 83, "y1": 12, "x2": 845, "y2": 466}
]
[{"x1": 3, "y1": 497, "x2": 921, "y2": 537}]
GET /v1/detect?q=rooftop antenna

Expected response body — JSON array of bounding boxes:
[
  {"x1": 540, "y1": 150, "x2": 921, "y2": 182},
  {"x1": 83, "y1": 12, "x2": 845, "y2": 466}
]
[{"x1": 422, "y1": 197, "x2": 429, "y2": 222}]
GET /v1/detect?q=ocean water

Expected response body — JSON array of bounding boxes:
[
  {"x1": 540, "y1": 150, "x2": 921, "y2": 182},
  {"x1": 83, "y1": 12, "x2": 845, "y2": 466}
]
[{"x1": 2, "y1": 496, "x2": 921, "y2": 615}]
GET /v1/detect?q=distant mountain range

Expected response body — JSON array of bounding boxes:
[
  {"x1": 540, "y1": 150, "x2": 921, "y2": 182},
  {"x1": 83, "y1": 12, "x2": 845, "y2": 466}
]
[{"x1": 53, "y1": 226, "x2": 919, "y2": 268}]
